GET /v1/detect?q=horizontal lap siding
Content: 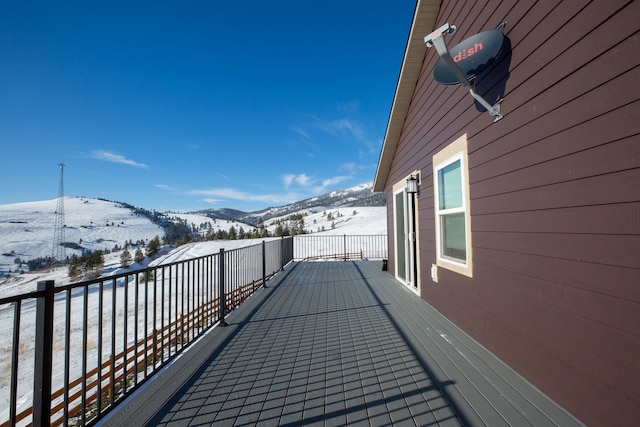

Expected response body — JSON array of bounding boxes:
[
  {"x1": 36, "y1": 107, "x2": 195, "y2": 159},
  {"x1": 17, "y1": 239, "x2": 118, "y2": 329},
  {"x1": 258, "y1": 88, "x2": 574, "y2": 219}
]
[
  {"x1": 385, "y1": 0, "x2": 640, "y2": 424},
  {"x1": 473, "y1": 201, "x2": 640, "y2": 235}
]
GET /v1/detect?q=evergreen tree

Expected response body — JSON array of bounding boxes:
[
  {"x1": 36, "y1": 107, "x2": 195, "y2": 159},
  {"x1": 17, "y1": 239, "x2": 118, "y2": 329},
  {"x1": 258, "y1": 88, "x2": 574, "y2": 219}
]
[
  {"x1": 68, "y1": 256, "x2": 81, "y2": 281},
  {"x1": 86, "y1": 251, "x2": 105, "y2": 278},
  {"x1": 134, "y1": 248, "x2": 144, "y2": 263},
  {"x1": 146, "y1": 236, "x2": 161, "y2": 257},
  {"x1": 120, "y1": 249, "x2": 133, "y2": 268},
  {"x1": 67, "y1": 250, "x2": 104, "y2": 280},
  {"x1": 176, "y1": 235, "x2": 192, "y2": 246}
]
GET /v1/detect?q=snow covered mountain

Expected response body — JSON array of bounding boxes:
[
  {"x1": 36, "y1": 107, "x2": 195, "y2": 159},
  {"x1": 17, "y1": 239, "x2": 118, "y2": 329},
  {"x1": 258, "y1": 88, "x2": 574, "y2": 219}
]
[
  {"x1": 0, "y1": 183, "x2": 386, "y2": 279},
  {"x1": 200, "y1": 182, "x2": 385, "y2": 226}
]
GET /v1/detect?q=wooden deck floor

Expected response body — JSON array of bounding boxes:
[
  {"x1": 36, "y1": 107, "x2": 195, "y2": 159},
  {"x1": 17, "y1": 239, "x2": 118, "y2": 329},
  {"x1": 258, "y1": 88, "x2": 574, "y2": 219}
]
[{"x1": 99, "y1": 261, "x2": 584, "y2": 426}]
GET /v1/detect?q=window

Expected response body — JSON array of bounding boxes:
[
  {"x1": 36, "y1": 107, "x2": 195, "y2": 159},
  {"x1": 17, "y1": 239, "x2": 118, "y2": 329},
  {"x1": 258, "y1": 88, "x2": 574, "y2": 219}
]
[{"x1": 433, "y1": 134, "x2": 472, "y2": 277}]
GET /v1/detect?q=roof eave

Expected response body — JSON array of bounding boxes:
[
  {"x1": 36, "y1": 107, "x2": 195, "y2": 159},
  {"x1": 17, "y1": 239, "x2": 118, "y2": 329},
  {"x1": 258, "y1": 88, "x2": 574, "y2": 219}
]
[{"x1": 373, "y1": 0, "x2": 442, "y2": 192}]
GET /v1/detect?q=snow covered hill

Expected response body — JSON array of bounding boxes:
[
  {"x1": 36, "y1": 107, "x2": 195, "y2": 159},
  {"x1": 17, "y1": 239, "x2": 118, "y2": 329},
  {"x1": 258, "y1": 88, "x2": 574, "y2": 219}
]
[
  {"x1": 263, "y1": 206, "x2": 386, "y2": 236},
  {"x1": 0, "y1": 187, "x2": 387, "y2": 293},
  {"x1": 202, "y1": 182, "x2": 386, "y2": 226},
  {"x1": 0, "y1": 197, "x2": 163, "y2": 276}
]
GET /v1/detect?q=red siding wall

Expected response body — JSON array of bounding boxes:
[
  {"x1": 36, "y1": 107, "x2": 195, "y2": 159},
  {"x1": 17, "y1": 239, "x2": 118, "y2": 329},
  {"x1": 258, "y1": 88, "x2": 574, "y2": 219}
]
[{"x1": 384, "y1": 0, "x2": 640, "y2": 424}]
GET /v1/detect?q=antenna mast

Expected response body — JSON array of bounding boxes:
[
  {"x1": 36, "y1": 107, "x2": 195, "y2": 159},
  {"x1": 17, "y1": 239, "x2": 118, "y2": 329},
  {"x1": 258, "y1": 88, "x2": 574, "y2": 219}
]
[{"x1": 52, "y1": 163, "x2": 66, "y2": 263}]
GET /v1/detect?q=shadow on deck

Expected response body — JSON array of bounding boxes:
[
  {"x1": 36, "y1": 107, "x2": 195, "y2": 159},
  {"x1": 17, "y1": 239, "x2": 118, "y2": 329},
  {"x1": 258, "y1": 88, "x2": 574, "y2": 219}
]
[{"x1": 99, "y1": 261, "x2": 583, "y2": 427}]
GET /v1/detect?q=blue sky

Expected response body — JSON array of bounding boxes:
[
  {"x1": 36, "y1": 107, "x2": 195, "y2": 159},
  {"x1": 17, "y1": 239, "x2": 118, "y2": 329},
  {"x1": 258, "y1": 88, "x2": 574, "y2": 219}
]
[{"x1": 0, "y1": 1, "x2": 415, "y2": 212}]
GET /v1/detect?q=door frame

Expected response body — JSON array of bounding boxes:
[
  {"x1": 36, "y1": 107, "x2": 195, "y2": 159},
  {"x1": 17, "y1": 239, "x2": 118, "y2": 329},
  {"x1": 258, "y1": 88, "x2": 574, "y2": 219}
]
[{"x1": 393, "y1": 173, "x2": 420, "y2": 295}]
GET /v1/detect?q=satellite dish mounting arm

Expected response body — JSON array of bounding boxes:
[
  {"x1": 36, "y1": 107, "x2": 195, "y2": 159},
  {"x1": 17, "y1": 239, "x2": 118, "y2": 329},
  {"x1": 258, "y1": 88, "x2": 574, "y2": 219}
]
[{"x1": 425, "y1": 23, "x2": 503, "y2": 122}]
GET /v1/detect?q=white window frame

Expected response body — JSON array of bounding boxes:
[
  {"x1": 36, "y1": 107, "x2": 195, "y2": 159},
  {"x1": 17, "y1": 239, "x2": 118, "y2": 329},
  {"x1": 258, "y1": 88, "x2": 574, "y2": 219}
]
[{"x1": 433, "y1": 134, "x2": 473, "y2": 278}]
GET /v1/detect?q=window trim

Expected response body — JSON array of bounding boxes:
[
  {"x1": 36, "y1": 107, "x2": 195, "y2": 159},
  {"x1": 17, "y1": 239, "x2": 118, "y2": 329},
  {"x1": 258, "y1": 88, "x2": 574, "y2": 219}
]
[{"x1": 433, "y1": 134, "x2": 473, "y2": 278}]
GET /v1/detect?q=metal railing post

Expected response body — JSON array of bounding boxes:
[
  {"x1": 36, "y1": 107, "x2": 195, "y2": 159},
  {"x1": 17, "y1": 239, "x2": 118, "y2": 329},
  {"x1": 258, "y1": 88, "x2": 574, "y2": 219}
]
[
  {"x1": 34, "y1": 280, "x2": 55, "y2": 427},
  {"x1": 218, "y1": 248, "x2": 228, "y2": 326},
  {"x1": 281, "y1": 237, "x2": 285, "y2": 270},
  {"x1": 343, "y1": 234, "x2": 347, "y2": 261},
  {"x1": 262, "y1": 241, "x2": 267, "y2": 288}
]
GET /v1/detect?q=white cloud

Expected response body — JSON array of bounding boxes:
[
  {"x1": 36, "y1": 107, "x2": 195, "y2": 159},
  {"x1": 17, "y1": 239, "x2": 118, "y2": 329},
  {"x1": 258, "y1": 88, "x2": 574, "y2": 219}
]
[
  {"x1": 313, "y1": 175, "x2": 351, "y2": 193},
  {"x1": 290, "y1": 125, "x2": 310, "y2": 139},
  {"x1": 283, "y1": 173, "x2": 312, "y2": 189},
  {"x1": 203, "y1": 198, "x2": 225, "y2": 204},
  {"x1": 337, "y1": 100, "x2": 360, "y2": 114},
  {"x1": 303, "y1": 115, "x2": 377, "y2": 153},
  {"x1": 189, "y1": 171, "x2": 355, "y2": 208},
  {"x1": 339, "y1": 162, "x2": 376, "y2": 172},
  {"x1": 90, "y1": 150, "x2": 148, "y2": 169},
  {"x1": 340, "y1": 162, "x2": 357, "y2": 172},
  {"x1": 188, "y1": 188, "x2": 300, "y2": 206},
  {"x1": 282, "y1": 170, "x2": 355, "y2": 195}
]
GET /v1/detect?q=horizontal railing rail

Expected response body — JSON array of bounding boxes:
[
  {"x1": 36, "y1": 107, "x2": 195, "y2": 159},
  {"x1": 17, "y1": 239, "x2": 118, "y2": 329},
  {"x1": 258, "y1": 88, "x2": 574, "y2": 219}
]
[
  {"x1": 294, "y1": 234, "x2": 387, "y2": 261},
  {"x1": 0, "y1": 234, "x2": 385, "y2": 426}
]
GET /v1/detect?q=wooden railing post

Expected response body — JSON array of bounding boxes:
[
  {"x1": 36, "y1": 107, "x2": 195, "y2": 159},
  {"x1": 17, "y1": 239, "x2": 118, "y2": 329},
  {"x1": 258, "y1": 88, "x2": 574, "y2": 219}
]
[{"x1": 34, "y1": 280, "x2": 55, "y2": 427}]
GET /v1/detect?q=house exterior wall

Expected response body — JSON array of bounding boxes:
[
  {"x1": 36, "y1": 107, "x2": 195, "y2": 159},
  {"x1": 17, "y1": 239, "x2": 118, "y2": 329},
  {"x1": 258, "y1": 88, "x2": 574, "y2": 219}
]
[{"x1": 382, "y1": 0, "x2": 640, "y2": 424}]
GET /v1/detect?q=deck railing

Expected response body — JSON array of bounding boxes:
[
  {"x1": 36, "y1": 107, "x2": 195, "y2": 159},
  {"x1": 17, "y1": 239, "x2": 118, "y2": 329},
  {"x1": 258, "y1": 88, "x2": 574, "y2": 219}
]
[
  {"x1": 0, "y1": 234, "x2": 384, "y2": 426},
  {"x1": 293, "y1": 234, "x2": 387, "y2": 261}
]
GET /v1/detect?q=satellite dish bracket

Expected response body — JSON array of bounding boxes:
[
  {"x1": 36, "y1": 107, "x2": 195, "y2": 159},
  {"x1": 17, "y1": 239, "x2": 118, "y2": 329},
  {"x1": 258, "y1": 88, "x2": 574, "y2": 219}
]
[{"x1": 425, "y1": 23, "x2": 503, "y2": 122}]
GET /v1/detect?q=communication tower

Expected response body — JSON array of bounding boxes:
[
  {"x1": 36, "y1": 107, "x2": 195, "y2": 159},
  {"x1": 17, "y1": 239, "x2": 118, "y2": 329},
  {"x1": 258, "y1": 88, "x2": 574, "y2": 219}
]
[{"x1": 52, "y1": 163, "x2": 66, "y2": 263}]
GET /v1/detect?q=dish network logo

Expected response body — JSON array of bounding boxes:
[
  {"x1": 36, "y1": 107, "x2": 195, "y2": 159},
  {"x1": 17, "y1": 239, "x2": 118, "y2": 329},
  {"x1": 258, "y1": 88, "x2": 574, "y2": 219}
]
[{"x1": 453, "y1": 43, "x2": 483, "y2": 63}]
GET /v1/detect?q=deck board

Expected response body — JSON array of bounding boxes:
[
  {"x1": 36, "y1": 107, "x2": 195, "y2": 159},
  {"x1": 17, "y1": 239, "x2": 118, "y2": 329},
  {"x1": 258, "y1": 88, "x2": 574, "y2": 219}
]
[{"x1": 99, "y1": 261, "x2": 584, "y2": 427}]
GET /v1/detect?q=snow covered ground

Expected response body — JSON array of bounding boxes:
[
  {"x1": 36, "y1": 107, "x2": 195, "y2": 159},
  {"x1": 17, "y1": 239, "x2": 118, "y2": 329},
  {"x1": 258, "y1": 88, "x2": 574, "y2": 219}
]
[
  {"x1": 0, "y1": 199, "x2": 386, "y2": 293},
  {"x1": 0, "y1": 197, "x2": 163, "y2": 275},
  {"x1": 264, "y1": 206, "x2": 387, "y2": 235},
  {"x1": 0, "y1": 197, "x2": 387, "y2": 423},
  {"x1": 0, "y1": 198, "x2": 262, "y2": 295},
  {"x1": 164, "y1": 211, "x2": 256, "y2": 239}
]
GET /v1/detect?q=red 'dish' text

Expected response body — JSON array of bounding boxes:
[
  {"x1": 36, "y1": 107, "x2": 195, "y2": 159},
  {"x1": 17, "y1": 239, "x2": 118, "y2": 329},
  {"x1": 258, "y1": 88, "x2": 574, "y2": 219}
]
[{"x1": 453, "y1": 43, "x2": 483, "y2": 62}]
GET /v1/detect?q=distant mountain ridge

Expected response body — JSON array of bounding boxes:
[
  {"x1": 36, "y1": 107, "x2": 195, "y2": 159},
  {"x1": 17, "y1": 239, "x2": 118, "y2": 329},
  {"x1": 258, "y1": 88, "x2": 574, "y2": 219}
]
[
  {"x1": 198, "y1": 183, "x2": 385, "y2": 226},
  {"x1": 0, "y1": 184, "x2": 385, "y2": 278}
]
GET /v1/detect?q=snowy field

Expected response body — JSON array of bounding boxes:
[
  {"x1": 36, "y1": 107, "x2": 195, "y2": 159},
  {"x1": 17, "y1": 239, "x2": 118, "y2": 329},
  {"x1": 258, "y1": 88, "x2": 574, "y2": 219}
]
[
  {"x1": 0, "y1": 199, "x2": 386, "y2": 294},
  {"x1": 164, "y1": 211, "x2": 256, "y2": 238},
  {"x1": 0, "y1": 197, "x2": 386, "y2": 424},
  {"x1": 0, "y1": 198, "x2": 258, "y2": 295},
  {"x1": 0, "y1": 197, "x2": 163, "y2": 281},
  {"x1": 264, "y1": 206, "x2": 387, "y2": 235}
]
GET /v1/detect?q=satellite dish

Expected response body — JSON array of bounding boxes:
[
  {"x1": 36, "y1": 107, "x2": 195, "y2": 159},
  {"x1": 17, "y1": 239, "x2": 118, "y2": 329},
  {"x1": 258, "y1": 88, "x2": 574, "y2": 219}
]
[{"x1": 433, "y1": 29, "x2": 505, "y2": 85}]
